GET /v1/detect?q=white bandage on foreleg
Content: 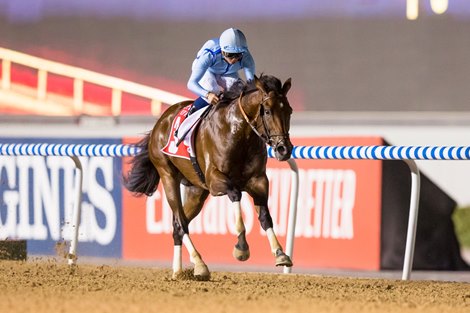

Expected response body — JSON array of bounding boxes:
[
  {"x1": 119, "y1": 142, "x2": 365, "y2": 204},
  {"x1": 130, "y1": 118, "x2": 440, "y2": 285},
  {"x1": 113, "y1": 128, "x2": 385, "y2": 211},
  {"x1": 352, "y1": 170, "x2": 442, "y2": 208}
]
[
  {"x1": 266, "y1": 228, "x2": 282, "y2": 255},
  {"x1": 173, "y1": 245, "x2": 182, "y2": 273},
  {"x1": 232, "y1": 201, "x2": 245, "y2": 235}
]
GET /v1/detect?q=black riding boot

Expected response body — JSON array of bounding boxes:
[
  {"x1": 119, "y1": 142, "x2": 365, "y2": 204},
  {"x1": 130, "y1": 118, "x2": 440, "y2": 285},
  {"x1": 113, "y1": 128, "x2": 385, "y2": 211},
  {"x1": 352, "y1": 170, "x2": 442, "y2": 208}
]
[
  {"x1": 189, "y1": 97, "x2": 210, "y2": 116},
  {"x1": 187, "y1": 105, "x2": 197, "y2": 116}
]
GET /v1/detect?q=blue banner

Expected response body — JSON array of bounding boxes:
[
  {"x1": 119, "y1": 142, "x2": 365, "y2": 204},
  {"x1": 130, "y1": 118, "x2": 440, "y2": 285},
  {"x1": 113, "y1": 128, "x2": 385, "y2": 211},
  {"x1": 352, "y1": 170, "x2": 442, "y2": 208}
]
[{"x1": 0, "y1": 137, "x2": 123, "y2": 258}]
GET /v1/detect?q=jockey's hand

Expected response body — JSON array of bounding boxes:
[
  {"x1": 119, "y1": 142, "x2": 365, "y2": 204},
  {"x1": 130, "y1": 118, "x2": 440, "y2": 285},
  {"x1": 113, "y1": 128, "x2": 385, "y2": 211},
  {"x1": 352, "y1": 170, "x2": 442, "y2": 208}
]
[{"x1": 207, "y1": 92, "x2": 219, "y2": 105}]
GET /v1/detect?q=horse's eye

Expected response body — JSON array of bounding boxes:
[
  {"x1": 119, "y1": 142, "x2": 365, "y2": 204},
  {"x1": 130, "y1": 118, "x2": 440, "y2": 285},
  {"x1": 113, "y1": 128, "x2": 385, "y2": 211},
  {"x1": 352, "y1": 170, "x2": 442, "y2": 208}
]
[{"x1": 265, "y1": 109, "x2": 271, "y2": 116}]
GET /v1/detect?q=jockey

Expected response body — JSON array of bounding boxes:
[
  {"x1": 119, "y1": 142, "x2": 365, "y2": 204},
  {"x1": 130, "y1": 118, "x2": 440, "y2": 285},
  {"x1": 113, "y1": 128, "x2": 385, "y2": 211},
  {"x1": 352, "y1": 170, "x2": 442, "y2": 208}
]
[{"x1": 187, "y1": 27, "x2": 256, "y2": 114}]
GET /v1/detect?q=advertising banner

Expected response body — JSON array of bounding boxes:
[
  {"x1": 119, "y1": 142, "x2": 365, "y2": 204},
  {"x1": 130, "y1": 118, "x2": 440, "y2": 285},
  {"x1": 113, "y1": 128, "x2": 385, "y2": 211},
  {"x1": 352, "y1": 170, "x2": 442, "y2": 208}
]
[
  {"x1": 0, "y1": 138, "x2": 123, "y2": 257},
  {"x1": 122, "y1": 136, "x2": 383, "y2": 270}
]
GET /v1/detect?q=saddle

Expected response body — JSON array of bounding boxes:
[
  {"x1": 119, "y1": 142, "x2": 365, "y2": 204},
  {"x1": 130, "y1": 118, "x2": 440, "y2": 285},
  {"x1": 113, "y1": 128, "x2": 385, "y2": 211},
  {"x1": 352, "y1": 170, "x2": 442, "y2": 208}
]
[{"x1": 161, "y1": 103, "x2": 211, "y2": 184}]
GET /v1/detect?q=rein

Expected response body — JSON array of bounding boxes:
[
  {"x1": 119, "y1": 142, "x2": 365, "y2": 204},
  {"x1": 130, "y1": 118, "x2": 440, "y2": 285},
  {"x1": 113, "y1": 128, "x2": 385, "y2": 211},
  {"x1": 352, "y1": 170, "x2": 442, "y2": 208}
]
[{"x1": 237, "y1": 92, "x2": 268, "y2": 142}]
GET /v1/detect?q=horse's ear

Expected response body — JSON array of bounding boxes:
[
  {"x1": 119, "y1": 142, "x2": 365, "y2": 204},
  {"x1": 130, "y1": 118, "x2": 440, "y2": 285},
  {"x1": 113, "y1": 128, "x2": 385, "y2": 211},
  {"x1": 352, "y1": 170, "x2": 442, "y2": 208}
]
[
  {"x1": 254, "y1": 75, "x2": 267, "y2": 94},
  {"x1": 282, "y1": 78, "x2": 292, "y2": 95}
]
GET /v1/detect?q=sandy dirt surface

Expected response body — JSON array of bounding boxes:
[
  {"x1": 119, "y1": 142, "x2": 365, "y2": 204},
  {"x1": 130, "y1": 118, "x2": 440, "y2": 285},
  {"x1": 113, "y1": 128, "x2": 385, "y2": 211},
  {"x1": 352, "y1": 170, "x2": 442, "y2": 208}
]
[{"x1": 0, "y1": 260, "x2": 469, "y2": 313}]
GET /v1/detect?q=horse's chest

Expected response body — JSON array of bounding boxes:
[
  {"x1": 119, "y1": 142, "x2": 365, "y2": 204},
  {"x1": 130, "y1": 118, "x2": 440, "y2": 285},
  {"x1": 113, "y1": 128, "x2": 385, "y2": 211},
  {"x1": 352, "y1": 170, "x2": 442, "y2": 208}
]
[{"x1": 222, "y1": 157, "x2": 263, "y2": 180}]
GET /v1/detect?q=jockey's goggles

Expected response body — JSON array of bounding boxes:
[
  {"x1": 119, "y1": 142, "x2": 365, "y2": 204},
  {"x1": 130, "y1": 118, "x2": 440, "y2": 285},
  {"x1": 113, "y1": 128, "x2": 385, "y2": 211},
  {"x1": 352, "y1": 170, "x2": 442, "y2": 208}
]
[{"x1": 223, "y1": 51, "x2": 243, "y2": 59}]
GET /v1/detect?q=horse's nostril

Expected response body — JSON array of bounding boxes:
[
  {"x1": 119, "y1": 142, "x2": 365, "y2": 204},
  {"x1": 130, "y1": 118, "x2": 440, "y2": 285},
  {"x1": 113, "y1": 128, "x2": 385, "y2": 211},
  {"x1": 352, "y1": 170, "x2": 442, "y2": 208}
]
[{"x1": 277, "y1": 145, "x2": 286, "y2": 155}]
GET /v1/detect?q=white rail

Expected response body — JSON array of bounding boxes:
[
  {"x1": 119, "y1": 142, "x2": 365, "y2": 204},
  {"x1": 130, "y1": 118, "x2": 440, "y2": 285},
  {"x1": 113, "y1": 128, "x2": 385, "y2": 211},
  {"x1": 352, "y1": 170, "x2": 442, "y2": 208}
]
[{"x1": 0, "y1": 47, "x2": 188, "y2": 116}]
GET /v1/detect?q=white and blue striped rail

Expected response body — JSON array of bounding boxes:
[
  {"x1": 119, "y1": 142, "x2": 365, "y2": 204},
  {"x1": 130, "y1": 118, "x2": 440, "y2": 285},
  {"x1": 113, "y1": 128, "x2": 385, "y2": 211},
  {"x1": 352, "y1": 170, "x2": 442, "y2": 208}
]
[
  {"x1": 2, "y1": 143, "x2": 470, "y2": 160},
  {"x1": 0, "y1": 143, "x2": 139, "y2": 157},
  {"x1": 268, "y1": 145, "x2": 470, "y2": 160}
]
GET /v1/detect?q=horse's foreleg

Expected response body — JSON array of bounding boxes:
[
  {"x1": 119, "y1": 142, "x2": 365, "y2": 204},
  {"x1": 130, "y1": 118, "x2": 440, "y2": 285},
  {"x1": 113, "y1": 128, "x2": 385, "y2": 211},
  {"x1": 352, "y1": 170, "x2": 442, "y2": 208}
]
[
  {"x1": 256, "y1": 204, "x2": 293, "y2": 267},
  {"x1": 225, "y1": 186, "x2": 250, "y2": 261},
  {"x1": 205, "y1": 169, "x2": 250, "y2": 261},
  {"x1": 247, "y1": 176, "x2": 293, "y2": 268},
  {"x1": 232, "y1": 201, "x2": 250, "y2": 261}
]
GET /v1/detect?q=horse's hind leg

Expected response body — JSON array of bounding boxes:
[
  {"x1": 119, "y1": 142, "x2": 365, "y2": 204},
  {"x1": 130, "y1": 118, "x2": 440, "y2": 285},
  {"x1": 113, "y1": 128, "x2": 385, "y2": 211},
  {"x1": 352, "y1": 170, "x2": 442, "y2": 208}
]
[
  {"x1": 172, "y1": 212, "x2": 210, "y2": 281},
  {"x1": 158, "y1": 176, "x2": 186, "y2": 279},
  {"x1": 166, "y1": 180, "x2": 210, "y2": 280},
  {"x1": 180, "y1": 185, "x2": 210, "y2": 280},
  {"x1": 157, "y1": 172, "x2": 206, "y2": 280},
  {"x1": 172, "y1": 213, "x2": 210, "y2": 280}
]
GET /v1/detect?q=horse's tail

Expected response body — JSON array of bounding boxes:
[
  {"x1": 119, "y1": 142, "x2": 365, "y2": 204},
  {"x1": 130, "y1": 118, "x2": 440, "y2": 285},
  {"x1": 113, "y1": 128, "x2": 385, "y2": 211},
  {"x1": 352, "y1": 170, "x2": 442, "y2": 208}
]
[{"x1": 123, "y1": 132, "x2": 160, "y2": 196}]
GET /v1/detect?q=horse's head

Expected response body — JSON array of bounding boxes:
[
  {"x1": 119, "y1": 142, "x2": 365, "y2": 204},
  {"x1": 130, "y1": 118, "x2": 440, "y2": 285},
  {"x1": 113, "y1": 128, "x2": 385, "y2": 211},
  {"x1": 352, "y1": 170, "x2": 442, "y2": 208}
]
[{"x1": 253, "y1": 75, "x2": 293, "y2": 161}]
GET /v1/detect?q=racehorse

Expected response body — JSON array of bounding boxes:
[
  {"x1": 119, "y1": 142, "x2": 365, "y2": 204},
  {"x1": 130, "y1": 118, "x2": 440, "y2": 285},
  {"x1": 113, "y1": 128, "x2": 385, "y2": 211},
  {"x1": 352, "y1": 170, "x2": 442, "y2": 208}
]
[{"x1": 124, "y1": 74, "x2": 294, "y2": 280}]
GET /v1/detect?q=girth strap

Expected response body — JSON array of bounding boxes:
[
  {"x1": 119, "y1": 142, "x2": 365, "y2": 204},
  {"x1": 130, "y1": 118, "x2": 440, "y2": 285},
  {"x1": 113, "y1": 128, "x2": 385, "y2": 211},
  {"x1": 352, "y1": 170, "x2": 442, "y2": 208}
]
[{"x1": 190, "y1": 156, "x2": 206, "y2": 184}]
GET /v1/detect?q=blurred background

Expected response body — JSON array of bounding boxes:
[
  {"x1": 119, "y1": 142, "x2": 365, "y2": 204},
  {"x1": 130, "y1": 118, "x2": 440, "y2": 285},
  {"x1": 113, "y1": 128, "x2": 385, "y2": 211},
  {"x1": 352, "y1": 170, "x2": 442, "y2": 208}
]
[
  {"x1": 2, "y1": 0, "x2": 470, "y2": 112},
  {"x1": 1, "y1": 0, "x2": 470, "y2": 272}
]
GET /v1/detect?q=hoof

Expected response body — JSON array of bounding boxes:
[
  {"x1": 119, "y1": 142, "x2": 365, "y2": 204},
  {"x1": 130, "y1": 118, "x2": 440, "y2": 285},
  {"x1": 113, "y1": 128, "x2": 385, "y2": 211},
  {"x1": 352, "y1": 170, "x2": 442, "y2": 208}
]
[
  {"x1": 233, "y1": 246, "x2": 250, "y2": 262},
  {"x1": 275, "y1": 250, "x2": 293, "y2": 267},
  {"x1": 194, "y1": 263, "x2": 210, "y2": 281}
]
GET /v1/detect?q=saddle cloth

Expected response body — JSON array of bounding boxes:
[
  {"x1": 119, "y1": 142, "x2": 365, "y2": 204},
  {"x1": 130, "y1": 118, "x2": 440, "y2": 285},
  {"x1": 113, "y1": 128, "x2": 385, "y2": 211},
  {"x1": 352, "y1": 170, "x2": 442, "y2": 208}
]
[{"x1": 161, "y1": 104, "x2": 209, "y2": 160}]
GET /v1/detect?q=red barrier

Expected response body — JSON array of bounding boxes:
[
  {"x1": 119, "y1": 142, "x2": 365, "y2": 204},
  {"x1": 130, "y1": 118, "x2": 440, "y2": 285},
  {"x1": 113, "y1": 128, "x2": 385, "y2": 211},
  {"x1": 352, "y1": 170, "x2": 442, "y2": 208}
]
[{"x1": 122, "y1": 136, "x2": 383, "y2": 270}]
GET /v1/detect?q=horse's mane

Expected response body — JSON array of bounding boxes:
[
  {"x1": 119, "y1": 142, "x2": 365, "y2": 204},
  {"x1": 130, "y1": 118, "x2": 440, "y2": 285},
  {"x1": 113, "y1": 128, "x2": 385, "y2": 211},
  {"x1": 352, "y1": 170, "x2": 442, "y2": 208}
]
[{"x1": 220, "y1": 74, "x2": 282, "y2": 105}]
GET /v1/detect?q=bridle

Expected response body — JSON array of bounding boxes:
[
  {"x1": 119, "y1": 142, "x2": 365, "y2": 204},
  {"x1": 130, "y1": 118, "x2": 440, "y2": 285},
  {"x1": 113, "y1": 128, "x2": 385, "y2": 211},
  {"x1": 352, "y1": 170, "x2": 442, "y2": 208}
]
[{"x1": 237, "y1": 91, "x2": 289, "y2": 146}]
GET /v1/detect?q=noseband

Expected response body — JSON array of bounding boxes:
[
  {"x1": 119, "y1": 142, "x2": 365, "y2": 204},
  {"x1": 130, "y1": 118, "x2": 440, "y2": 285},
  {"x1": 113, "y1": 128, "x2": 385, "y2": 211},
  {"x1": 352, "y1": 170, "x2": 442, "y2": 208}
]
[{"x1": 237, "y1": 92, "x2": 289, "y2": 146}]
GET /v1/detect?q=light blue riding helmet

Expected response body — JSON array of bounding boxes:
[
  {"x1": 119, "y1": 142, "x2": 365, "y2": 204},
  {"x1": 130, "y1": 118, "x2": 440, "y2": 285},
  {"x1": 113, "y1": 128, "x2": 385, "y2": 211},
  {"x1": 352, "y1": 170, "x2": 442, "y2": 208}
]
[{"x1": 219, "y1": 28, "x2": 248, "y2": 54}]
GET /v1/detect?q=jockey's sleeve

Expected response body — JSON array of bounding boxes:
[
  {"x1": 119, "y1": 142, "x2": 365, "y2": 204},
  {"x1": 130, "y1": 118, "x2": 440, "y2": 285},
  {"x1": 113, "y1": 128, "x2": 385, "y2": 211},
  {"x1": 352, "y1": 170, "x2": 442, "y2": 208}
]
[
  {"x1": 187, "y1": 52, "x2": 213, "y2": 97},
  {"x1": 242, "y1": 51, "x2": 256, "y2": 82}
]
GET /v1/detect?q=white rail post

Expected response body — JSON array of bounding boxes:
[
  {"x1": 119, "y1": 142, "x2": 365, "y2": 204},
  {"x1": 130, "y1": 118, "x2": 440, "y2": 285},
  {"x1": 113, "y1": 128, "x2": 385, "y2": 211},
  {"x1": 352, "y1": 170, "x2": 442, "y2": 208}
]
[
  {"x1": 284, "y1": 158, "x2": 299, "y2": 274},
  {"x1": 67, "y1": 156, "x2": 83, "y2": 266},
  {"x1": 402, "y1": 159, "x2": 421, "y2": 280}
]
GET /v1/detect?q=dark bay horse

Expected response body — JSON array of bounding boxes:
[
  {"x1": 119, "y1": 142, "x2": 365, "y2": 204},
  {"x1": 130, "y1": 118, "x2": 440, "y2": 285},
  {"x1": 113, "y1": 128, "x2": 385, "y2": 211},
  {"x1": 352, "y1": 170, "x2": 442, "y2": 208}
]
[{"x1": 124, "y1": 74, "x2": 293, "y2": 280}]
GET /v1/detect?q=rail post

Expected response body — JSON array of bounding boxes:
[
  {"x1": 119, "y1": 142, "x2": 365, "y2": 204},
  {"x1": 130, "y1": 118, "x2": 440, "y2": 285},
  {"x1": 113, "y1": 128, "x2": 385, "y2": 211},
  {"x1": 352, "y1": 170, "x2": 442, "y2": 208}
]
[{"x1": 67, "y1": 156, "x2": 83, "y2": 266}]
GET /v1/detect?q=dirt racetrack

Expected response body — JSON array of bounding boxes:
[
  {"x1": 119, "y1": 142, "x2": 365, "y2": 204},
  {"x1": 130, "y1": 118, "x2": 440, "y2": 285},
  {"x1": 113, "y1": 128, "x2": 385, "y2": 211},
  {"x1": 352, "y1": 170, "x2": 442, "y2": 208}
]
[{"x1": 0, "y1": 260, "x2": 469, "y2": 313}]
